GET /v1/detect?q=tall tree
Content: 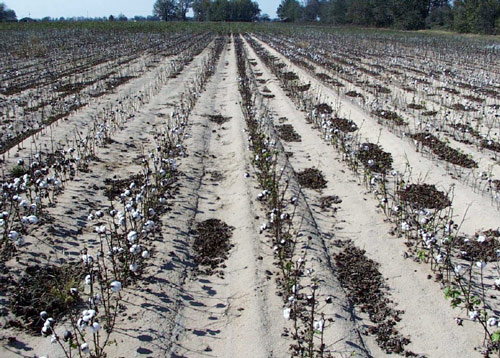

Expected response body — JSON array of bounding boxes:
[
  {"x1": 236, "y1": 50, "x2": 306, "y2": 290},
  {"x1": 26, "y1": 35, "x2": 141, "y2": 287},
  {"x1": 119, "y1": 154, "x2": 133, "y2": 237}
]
[
  {"x1": 304, "y1": 0, "x2": 321, "y2": 21},
  {"x1": 230, "y1": 0, "x2": 260, "y2": 21},
  {"x1": 0, "y1": 2, "x2": 16, "y2": 21},
  {"x1": 193, "y1": 0, "x2": 211, "y2": 20},
  {"x1": 153, "y1": 0, "x2": 177, "y2": 21},
  {"x1": 277, "y1": 0, "x2": 303, "y2": 22},
  {"x1": 177, "y1": 0, "x2": 194, "y2": 20}
]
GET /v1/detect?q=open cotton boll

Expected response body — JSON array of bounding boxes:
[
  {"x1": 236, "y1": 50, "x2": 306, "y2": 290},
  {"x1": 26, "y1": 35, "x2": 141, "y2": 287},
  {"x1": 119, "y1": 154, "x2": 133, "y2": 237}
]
[
  {"x1": 110, "y1": 281, "x2": 122, "y2": 293},
  {"x1": 127, "y1": 231, "x2": 138, "y2": 243},
  {"x1": 283, "y1": 308, "x2": 291, "y2": 320},
  {"x1": 89, "y1": 322, "x2": 101, "y2": 333},
  {"x1": 8, "y1": 231, "x2": 19, "y2": 240},
  {"x1": 81, "y1": 342, "x2": 90, "y2": 354},
  {"x1": 129, "y1": 263, "x2": 139, "y2": 272},
  {"x1": 313, "y1": 319, "x2": 325, "y2": 331}
]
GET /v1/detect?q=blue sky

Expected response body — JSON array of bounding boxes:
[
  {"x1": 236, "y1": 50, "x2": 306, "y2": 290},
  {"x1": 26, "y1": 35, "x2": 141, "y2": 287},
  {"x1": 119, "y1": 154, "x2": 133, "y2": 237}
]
[{"x1": 8, "y1": 0, "x2": 282, "y2": 19}]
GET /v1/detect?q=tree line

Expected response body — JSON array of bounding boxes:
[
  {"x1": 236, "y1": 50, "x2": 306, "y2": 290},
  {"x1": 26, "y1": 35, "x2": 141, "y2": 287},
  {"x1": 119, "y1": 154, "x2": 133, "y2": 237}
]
[
  {"x1": 277, "y1": 0, "x2": 500, "y2": 34},
  {"x1": 153, "y1": 0, "x2": 260, "y2": 22}
]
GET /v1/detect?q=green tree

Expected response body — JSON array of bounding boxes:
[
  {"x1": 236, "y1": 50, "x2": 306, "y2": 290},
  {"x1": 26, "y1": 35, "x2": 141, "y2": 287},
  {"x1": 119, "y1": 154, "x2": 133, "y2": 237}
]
[
  {"x1": 193, "y1": 0, "x2": 211, "y2": 20},
  {"x1": 153, "y1": 0, "x2": 177, "y2": 21},
  {"x1": 346, "y1": 0, "x2": 372, "y2": 25},
  {"x1": 230, "y1": 0, "x2": 260, "y2": 21},
  {"x1": 392, "y1": 0, "x2": 430, "y2": 30},
  {"x1": 304, "y1": 0, "x2": 321, "y2": 21},
  {"x1": 277, "y1": 0, "x2": 303, "y2": 22},
  {"x1": 0, "y1": 2, "x2": 16, "y2": 22},
  {"x1": 426, "y1": 0, "x2": 453, "y2": 28},
  {"x1": 177, "y1": 0, "x2": 194, "y2": 20}
]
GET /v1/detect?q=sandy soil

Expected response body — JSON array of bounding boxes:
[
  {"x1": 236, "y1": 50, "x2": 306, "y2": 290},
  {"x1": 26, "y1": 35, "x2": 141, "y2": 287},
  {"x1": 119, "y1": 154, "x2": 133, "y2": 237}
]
[{"x1": 1, "y1": 31, "x2": 498, "y2": 358}]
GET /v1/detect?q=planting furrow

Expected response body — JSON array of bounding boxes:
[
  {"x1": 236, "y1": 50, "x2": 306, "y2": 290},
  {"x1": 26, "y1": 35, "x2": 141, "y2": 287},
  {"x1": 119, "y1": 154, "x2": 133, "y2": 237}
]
[
  {"x1": 242, "y1": 37, "x2": 484, "y2": 357},
  {"x1": 169, "y1": 37, "x2": 285, "y2": 358}
]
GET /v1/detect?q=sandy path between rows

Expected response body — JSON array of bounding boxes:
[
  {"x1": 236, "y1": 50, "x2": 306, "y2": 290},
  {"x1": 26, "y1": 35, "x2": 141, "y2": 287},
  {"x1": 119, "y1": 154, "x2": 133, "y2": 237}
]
[{"x1": 169, "y1": 37, "x2": 287, "y2": 358}]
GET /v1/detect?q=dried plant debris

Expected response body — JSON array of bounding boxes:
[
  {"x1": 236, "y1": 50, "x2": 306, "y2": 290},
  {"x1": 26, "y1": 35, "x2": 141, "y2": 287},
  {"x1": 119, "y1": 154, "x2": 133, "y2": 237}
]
[
  {"x1": 319, "y1": 195, "x2": 342, "y2": 210},
  {"x1": 456, "y1": 230, "x2": 500, "y2": 262},
  {"x1": 481, "y1": 139, "x2": 500, "y2": 153},
  {"x1": 314, "y1": 103, "x2": 333, "y2": 114},
  {"x1": 399, "y1": 184, "x2": 451, "y2": 211},
  {"x1": 345, "y1": 90, "x2": 363, "y2": 98},
  {"x1": 209, "y1": 170, "x2": 224, "y2": 182},
  {"x1": 412, "y1": 133, "x2": 478, "y2": 168},
  {"x1": 104, "y1": 174, "x2": 144, "y2": 200},
  {"x1": 9, "y1": 264, "x2": 84, "y2": 333},
  {"x1": 407, "y1": 103, "x2": 426, "y2": 110},
  {"x1": 283, "y1": 71, "x2": 299, "y2": 81},
  {"x1": 276, "y1": 124, "x2": 302, "y2": 142},
  {"x1": 369, "y1": 84, "x2": 391, "y2": 94},
  {"x1": 316, "y1": 73, "x2": 344, "y2": 87},
  {"x1": 357, "y1": 143, "x2": 393, "y2": 174},
  {"x1": 450, "y1": 103, "x2": 474, "y2": 112},
  {"x1": 296, "y1": 83, "x2": 311, "y2": 92},
  {"x1": 450, "y1": 123, "x2": 481, "y2": 138},
  {"x1": 296, "y1": 168, "x2": 327, "y2": 190},
  {"x1": 422, "y1": 111, "x2": 438, "y2": 117},
  {"x1": 333, "y1": 241, "x2": 419, "y2": 356},
  {"x1": 193, "y1": 219, "x2": 234, "y2": 275},
  {"x1": 207, "y1": 114, "x2": 231, "y2": 125},
  {"x1": 373, "y1": 109, "x2": 406, "y2": 126},
  {"x1": 332, "y1": 117, "x2": 358, "y2": 132}
]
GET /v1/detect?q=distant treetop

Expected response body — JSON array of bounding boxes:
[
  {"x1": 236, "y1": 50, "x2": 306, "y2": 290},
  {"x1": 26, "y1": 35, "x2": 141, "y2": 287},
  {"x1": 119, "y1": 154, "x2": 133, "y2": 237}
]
[{"x1": 0, "y1": 2, "x2": 17, "y2": 22}]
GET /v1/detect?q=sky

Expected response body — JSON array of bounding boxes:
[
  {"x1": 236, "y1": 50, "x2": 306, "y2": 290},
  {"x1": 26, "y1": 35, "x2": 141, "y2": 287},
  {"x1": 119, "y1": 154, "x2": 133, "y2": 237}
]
[{"x1": 8, "y1": 0, "x2": 282, "y2": 20}]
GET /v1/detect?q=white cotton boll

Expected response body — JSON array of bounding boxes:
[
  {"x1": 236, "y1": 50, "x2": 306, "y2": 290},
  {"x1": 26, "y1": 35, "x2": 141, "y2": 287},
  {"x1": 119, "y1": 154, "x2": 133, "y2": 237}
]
[
  {"x1": 476, "y1": 261, "x2": 486, "y2": 269},
  {"x1": 127, "y1": 231, "x2": 138, "y2": 243},
  {"x1": 81, "y1": 342, "x2": 90, "y2": 355},
  {"x1": 313, "y1": 319, "x2": 325, "y2": 331},
  {"x1": 89, "y1": 322, "x2": 101, "y2": 333},
  {"x1": 129, "y1": 263, "x2": 138, "y2": 272},
  {"x1": 85, "y1": 275, "x2": 92, "y2": 285},
  {"x1": 469, "y1": 311, "x2": 479, "y2": 321},
  {"x1": 141, "y1": 250, "x2": 150, "y2": 259},
  {"x1": 8, "y1": 231, "x2": 19, "y2": 240},
  {"x1": 95, "y1": 225, "x2": 106, "y2": 234},
  {"x1": 16, "y1": 237, "x2": 25, "y2": 246},
  {"x1": 488, "y1": 317, "x2": 498, "y2": 326},
  {"x1": 144, "y1": 220, "x2": 155, "y2": 232},
  {"x1": 283, "y1": 308, "x2": 291, "y2": 320},
  {"x1": 454, "y1": 265, "x2": 464, "y2": 275},
  {"x1": 110, "y1": 281, "x2": 121, "y2": 293},
  {"x1": 130, "y1": 244, "x2": 141, "y2": 255},
  {"x1": 477, "y1": 235, "x2": 486, "y2": 243}
]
